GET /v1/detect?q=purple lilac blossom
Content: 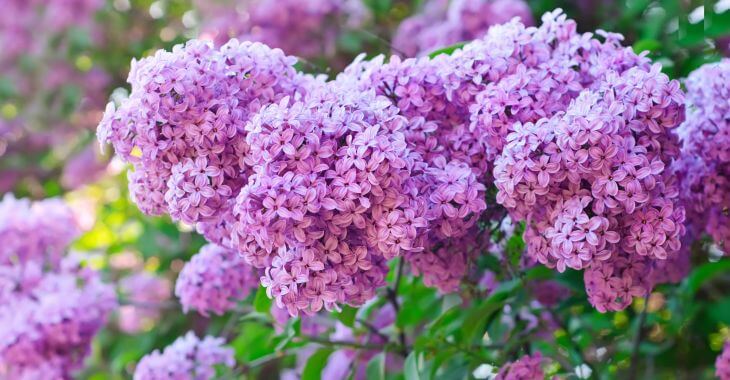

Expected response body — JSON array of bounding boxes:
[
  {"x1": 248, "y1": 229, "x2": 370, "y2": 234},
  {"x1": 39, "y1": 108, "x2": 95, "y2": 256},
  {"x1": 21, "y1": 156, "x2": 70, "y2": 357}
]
[
  {"x1": 0, "y1": 196, "x2": 116, "y2": 379},
  {"x1": 392, "y1": 0, "x2": 534, "y2": 57},
  {"x1": 97, "y1": 39, "x2": 312, "y2": 222},
  {"x1": 118, "y1": 272, "x2": 172, "y2": 334},
  {"x1": 175, "y1": 244, "x2": 258, "y2": 316},
  {"x1": 133, "y1": 332, "x2": 234, "y2": 380},
  {"x1": 195, "y1": 0, "x2": 367, "y2": 61},
  {"x1": 495, "y1": 353, "x2": 545, "y2": 380},
  {"x1": 675, "y1": 59, "x2": 730, "y2": 254},
  {"x1": 718, "y1": 341, "x2": 730, "y2": 380}
]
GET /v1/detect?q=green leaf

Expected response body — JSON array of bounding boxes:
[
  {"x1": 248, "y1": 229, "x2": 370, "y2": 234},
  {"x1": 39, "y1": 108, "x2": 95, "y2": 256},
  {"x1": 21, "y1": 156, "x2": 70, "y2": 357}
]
[
  {"x1": 302, "y1": 348, "x2": 334, "y2": 380},
  {"x1": 461, "y1": 279, "x2": 518, "y2": 343},
  {"x1": 681, "y1": 260, "x2": 730, "y2": 295},
  {"x1": 427, "y1": 42, "x2": 466, "y2": 58},
  {"x1": 404, "y1": 352, "x2": 421, "y2": 380},
  {"x1": 336, "y1": 305, "x2": 358, "y2": 328},
  {"x1": 366, "y1": 352, "x2": 386, "y2": 380},
  {"x1": 254, "y1": 285, "x2": 272, "y2": 313}
]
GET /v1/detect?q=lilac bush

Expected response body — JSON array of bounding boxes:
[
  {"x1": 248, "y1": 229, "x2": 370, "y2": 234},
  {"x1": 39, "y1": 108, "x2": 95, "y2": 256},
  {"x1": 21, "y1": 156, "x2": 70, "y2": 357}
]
[{"x1": 719, "y1": 341, "x2": 730, "y2": 380}]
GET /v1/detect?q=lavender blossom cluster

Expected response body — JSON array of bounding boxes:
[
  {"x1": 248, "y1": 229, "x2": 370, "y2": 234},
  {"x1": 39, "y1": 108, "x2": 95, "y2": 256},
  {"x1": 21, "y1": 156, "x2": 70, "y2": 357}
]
[
  {"x1": 0, "y1": 195, "x2": 116, "y2": 379},
  {"x1": 196, "y1": 0, "x2": 367, "y2": 61},
  {"x1": 392, "y1": 0, "x2": 534, "y2": 57},
  {"x1": 175, "y1": 243, "x2": 259, "y2": 316},
  {"x1": 675, "y1": 59, "x2": 730, "y2": 254},
  {"x1": 133, "y1": 332, "x2": 234, "y2": 380},
  {"x1": 100, "y1": 10, "x2": 690, "y2": 315}
]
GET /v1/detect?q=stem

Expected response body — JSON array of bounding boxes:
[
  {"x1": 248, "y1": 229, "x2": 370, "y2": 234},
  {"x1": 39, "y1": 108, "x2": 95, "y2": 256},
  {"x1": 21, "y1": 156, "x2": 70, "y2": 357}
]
[
  {"x1": 386, "y1": 258, "x2": 408, "y2": 356},
  {"x1": 548, "y1": 308, "x2": 596, "y2": 378},
  {"x1": 628, "y1": 294, "x2": 651, "y2": 380},
  {"x1": 356, "y1": 317, "x2": 391, "y2": 342},
  {"x1": 300, "y1": 336, "x2": 389, "y2": 351}
]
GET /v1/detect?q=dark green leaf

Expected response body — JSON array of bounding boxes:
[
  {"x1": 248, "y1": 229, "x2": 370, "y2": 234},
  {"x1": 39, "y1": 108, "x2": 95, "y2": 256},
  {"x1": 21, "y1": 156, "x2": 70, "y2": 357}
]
[{"x1": 302, "y1": 348, "x2": 334, "y2": 380}]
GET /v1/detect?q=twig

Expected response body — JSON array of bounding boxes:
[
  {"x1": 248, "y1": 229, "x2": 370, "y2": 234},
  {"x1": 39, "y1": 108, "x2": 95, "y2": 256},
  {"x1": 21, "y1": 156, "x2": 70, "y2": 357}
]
[
  {"x1": 548, "y1": 308, "x2": 596, "y2": 378},
  {"x1": 356, "y1": 317, "x2": 390, "y2": 342},
  {"x1": 628, "y1": 293, "x2": 651, "y2": 380},
  {"x1": 386, "y1": 258, "x2": 408, "y2": 356},
  {"x1": 354, "y1": 28, "x2": 407, "y2": 56},
  {"x1": 299, "y1": 336, "x2": 389, "y2": 351}
]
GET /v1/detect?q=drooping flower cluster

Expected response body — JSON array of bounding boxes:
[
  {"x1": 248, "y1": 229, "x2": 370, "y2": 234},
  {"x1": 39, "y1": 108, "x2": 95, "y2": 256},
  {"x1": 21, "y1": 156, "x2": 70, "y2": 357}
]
[
  {"x1": 0, "y1": 195, "x2": 116, "y2": 379},
  {"x1": 175, "y1": 243, "x2": 258, "y2": 316},
  {"x1": 392, "y1": 0, "x2": 533, "y2": 57},
  {"x1": 718, "y1": 341, "x2": 730, "y2": 380},
  {"x1": 133, "y1": 332, "x2": 235, "y2": 380},
  {"x1": 495, "y1": 68, "x2": 686, "y2": 311},
  {"x1": 98, "y1": 39, "x2": 310, "y2": 220},
  {"x1": 495, "y1": 353, "x2": 545, "y2": 380},
  {"x1": 195, "y1": 0, "x2": 368, "y2": 61},
  {"x1": 118, "y1": 272, "x2": 172, "y2": 334},
  {"x1": 0, "y1": 0, "x2": 110, "y2": 193},
  {"x1": 674, "y1": 59, "x2": 730, "y2": 254}
]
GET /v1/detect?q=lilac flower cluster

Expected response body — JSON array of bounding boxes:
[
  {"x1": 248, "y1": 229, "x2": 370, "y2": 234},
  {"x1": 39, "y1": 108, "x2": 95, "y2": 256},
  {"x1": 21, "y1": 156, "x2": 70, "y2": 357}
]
[
  {"x1": 718, "y1": 341, "x2": 730, "y2": 380},
  {"x1": 392, "y1": 0, "x2": 533, "y2": 57},
  {"x1": 0, "y1": 196, "x2": 116, "y2": 379},
  {"x1": 175, "y1": 244, "x2": 258, "y2": 316},
  {"x1": 98, "y1": 39, "x2": 310, "y2": 220},
  {"x1": 675, "y1": 59, "x2": 730, "y2": 254},
  {"x1": 495, "y1": 353, "x2": 544, "y2": 380},
  {"x1": 133, "y1": 332, "x2": 234, "y2": 380},
  {"x1": 196, "y1": 0, "x2": 367, "y2": 61},
  {"x1": 119, "y1": 272, "x2": 172, "y2": 334}
]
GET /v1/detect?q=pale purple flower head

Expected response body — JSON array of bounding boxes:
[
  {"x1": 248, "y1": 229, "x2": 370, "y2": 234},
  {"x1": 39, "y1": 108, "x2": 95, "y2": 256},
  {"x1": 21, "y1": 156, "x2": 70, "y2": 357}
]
[
  {"x1": 175, "y1": 244, "x2": 258, "y2": 316},
  {"x1": 495, "y1": 353, "x2": 544, "y2": 380},
  {"x1": 133, "y1": 332, "x2": 234, "y2": 380}
]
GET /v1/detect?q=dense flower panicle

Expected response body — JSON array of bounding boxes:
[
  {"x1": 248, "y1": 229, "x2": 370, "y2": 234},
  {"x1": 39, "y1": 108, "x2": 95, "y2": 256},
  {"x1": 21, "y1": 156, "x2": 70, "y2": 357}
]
[
  {"x1": 0, "y1": 196, "x2": 115, "y2": 379},
  {"x1": 0, "y1": 262, "x2": 117, "y2": 379},
  {"x1": 97, "y1": 39, "x2": 309, "y2": 224},
  {"x1": 675, "y1": 59, "x2": 730, "y2": 253},
  {"x1": 133, "y1": 332, "x2": 234, "y2": 380},
  {"x1": 718, "y1": 342, "x2": 730, "y2": 380},
  {"x1": 119, "y1": 272, "x2": 172, "y2": 334},
  {"x1": 196, "y1": 0, "x2": 367, "y2": 61},
  {"x1": 175, "y1": 244, "x2": 258, "y2": 316},
  {"x1": 495, "y1": 353, "x2": 544, "y2": 380},
  {"x1": 234, "y1": 87, "x2": 423, "y2": 315},
  {"x1": 0, "y1": 194, "x2": 80, "y2": 267},
  {"x1": 494, "y1": 61, "x2": 685, "y2": 311},
  {"x1": 392, "y1": 0, "x2": 534, "y2": 57}
]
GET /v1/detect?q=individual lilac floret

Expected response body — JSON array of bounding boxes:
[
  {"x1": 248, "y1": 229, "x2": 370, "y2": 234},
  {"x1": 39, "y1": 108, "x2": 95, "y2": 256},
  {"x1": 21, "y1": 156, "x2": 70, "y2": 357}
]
[
  {"x1": 495, "y1": 353, "x2": 545, "y2": 380},
  {"x1": 97, "y1": 39, "x2": 309, "y2": 224},
  {"x1": 175, "y1": 244, "x2": 258, "y2": 316},
  {"x1": 675, "y1": 59, "x2": 730, "y2": 254},
  {"x1": 392, "y1": 0, "x2": 534, "y2": 57},
  {"x1": 133, "y1": 332, "x2": 234, "y2": 380},
  {"x1": 718, "y1": 341, "x2": 730, "y2": 380},
  {"x1": 118, "y1": 272, "x2": 172, "y2": 333}
]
